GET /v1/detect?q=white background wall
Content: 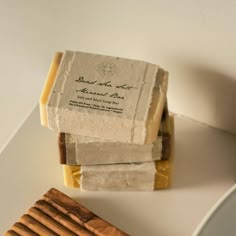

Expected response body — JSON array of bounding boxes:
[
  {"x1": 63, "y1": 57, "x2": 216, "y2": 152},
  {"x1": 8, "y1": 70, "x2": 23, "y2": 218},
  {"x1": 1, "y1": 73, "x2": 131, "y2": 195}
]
[{"x1": 1, "y1": 0, "x2": 236, "y2": 150}]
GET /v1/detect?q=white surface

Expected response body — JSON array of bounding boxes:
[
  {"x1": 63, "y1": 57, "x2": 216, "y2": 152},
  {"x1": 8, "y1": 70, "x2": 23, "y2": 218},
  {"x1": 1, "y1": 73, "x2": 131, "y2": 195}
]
[
  {"x1": 0, "y1": 107, "x2": 236, "y2": 235},
  {"x1": 193, "y1": 184, "x2": 236, "y2": 236},
  {"x1": 1, "y1": 0, "x2": 236, "y2": 151}
]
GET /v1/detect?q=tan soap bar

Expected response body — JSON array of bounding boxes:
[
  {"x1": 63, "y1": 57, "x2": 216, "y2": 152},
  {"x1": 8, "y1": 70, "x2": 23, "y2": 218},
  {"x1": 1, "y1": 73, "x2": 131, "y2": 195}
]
[
  {"x1": 63, "y1": 116, "x2": 174, "y2": 191},
  {"x1": 40, "y1": 51, "x2": 168, "y2": 144},
  {"x1": 59, "y1": 102, "x2": 171, "y2": 165},
  {"x1": 5, "y1": 188, "x2": 129, "y2": 236}
]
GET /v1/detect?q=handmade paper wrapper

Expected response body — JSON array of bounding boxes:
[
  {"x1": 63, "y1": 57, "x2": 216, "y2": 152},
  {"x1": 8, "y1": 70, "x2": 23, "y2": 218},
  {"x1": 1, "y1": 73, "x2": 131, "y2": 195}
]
[{"x1": 39, "y1": 51, "x2": 168, "y2": 144}]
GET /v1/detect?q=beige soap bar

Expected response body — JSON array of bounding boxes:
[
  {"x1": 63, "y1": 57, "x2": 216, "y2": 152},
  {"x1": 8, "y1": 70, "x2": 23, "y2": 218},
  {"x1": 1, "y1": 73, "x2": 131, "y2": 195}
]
[
  {"x1": 59, "y1": 103, "x2": 171, "y2": 165},
  {"x1": 63, "y1": 116, "x2": 174, "y2": 191},
  {"x1": 40, "y1": 51, "x2": 168, "y2": 144}
]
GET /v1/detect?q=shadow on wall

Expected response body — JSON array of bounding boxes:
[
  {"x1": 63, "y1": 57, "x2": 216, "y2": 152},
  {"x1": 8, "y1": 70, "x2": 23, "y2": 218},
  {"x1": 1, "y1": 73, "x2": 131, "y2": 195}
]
[
  {"x1": 190, "y1": 66, "x2": 235, "y2": 132},
  {"x1": 168, "y1": 60, "x2": 236, "y2": 135},
  {"x1": 164, "y1": 57, "x2": 236, "y2": 189}
]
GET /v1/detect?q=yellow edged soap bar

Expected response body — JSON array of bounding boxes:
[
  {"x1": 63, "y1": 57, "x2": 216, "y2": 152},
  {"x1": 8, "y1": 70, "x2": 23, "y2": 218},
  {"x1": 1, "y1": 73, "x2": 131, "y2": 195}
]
[{"x1": 39, "y1": 51, "x2": 168, "y2": 144}]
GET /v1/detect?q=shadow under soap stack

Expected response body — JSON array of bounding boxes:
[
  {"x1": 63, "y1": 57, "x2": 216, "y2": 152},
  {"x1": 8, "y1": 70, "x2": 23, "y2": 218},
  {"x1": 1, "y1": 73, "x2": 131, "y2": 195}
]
[{"x1": 40, "y1": 50, "x2": 174, "y2": 191}]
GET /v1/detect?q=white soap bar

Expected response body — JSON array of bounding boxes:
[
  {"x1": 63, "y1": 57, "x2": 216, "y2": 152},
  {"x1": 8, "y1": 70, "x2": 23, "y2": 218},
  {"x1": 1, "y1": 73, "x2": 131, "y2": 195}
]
[{"x1": 41, "y1": 51, "x2": 168, "y2": 144}]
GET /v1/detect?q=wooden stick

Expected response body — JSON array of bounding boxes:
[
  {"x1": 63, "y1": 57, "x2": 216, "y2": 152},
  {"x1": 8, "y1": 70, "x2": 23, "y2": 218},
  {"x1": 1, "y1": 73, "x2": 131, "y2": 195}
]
[
  {"x1": 19, "y1": 215, "x2": 56, "y2": 236},
  {"x1": 8, "y1": 222, "x2": 38, "y2": 236},
  {"x1": 28, "y1": 207, "x2": 77, "y2": 236},
  {"x1": 34, "y1": 200, "x2": 93, "y2": 236}
]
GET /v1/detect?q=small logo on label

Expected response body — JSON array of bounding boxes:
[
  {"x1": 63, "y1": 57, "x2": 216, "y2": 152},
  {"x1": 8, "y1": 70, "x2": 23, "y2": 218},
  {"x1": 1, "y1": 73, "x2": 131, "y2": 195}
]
[{"x1": 96, "y1": 61, "x2": 117, "y2": 78}]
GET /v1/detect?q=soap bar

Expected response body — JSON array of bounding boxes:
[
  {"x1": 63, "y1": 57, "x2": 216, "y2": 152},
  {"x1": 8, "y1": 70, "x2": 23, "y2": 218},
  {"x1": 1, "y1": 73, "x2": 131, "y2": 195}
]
[
  {"x1": 59, "y1": 103, "x2": 171, "y2": 165},
  {"x1": 40, "y1": 51, "x2": 168, "y2": 144},
  {"x1": 4, "y1": 188, "x2": 129, "y2": 236},
  {"x1": 63, "y1": 116, "x2": 174, "y2": 191}
]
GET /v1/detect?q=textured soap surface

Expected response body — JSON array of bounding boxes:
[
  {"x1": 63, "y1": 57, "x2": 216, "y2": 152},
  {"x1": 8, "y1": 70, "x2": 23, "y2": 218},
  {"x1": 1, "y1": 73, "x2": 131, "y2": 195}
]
[
  {"x1": 4, "y1": 188, "x2": 129, "y2": 236},
  {"x1": 59, "y1": 103, "x2": 171, "y2": 165},
  {"x1": 63, "y1": 116, "x2": 174, "y2": 191},
  {"x1": 40, "y1": 51, "x2": 168, "y2": 144},
  {"x1": 81, "y1": 162, "x2": 156, "y2": 191}
]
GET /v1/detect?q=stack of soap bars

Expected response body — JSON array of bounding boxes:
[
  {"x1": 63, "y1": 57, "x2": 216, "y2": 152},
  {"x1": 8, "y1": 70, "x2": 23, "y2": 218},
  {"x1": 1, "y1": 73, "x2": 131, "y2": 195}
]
[{"x1": 40, "y1": 50, "x2": 174, "y2": 191}]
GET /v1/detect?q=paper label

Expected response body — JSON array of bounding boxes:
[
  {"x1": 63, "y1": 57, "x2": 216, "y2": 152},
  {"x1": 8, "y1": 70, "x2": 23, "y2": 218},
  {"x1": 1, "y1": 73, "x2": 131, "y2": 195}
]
[{"x1": 50, "y1": 51, "x2": 157, "y2": 121}]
